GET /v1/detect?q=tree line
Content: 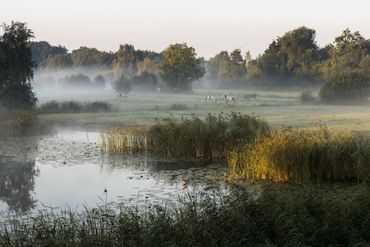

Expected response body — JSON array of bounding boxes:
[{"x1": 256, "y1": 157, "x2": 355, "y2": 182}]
[{"x1": 2, "y1": 21, "x2": 370, "y2": 109}]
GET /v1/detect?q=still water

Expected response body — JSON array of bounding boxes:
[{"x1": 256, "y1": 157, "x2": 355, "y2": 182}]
[{"x1": 0, "y1": 128, "x2": 229, "y2": 214}]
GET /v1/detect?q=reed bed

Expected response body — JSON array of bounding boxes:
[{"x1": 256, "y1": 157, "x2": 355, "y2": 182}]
[
  {"x1": 229, "y1": 126, "x2": 370, "y2": 182},
  {"x1": 101, "y1": 113, "x2": 270, "y2": 160},
  {"x1": 0, "y1": 185, "x2": 369, "y2": 246}
]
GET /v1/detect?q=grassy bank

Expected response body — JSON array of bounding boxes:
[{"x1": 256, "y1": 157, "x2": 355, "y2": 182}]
[
  {"x1": 229, "y1": 126, "x2": 370, "y2": 182},
  {"x1": 101, "y1": 113, "x2": 269, "y2": 160},
  {"x1": 1, "y1": 185, "x2": 369, "y2": 246}
]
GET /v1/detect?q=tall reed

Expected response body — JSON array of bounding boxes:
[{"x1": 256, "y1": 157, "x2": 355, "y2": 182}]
[
  {"x1": 229, "y1": 126, "x2": 370, "y2": 182},
  {"x1": 101, "y1": 113, "x2": 270, "y2": 160},
  {"x1": 1, "y1": 185, "x2": 369, "y2": 246}
]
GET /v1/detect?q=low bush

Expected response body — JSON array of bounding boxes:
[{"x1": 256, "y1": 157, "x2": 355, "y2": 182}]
[{"x1": 38, "y1": 101, "x2": 112, "y2": 114}]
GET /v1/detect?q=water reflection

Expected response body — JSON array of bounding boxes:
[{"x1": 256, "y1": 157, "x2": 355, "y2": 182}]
[
  {"x1": 0, "y1": 129, "x2": 229, "y2": 214},
  {"x1": 0, "y1": 158, "x2": 39, "y2": 212}
]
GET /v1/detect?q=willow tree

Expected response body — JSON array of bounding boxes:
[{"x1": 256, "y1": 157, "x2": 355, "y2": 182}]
[
  {"x1": 0, "y1": 22, "x2": 37, "y2": 109},
  {"x1": 160, "y1": 43, "x2": 205, "y2": 92}
]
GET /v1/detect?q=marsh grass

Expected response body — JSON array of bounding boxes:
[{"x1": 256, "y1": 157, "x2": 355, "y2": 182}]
[
  {"x1": 0, "y1": 185, "x2": 369, "y2": 246},
  {"x1": 101, "y1": 112, "x2": 270, "y2": 160},
  {"x1": 38, "y1": 101, "x2": 113, "y2": 114},
  {"x1": 229, "y1": 126, "x2": 370, "y2": 182}
]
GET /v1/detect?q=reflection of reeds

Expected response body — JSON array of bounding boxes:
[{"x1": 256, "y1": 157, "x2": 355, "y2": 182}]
[
  {"x1": 101, "y1": 113, "x2": 270, "y2": 160},
  {"x1": 229, "y1": 126, "x2": 370, "y2": 182}
]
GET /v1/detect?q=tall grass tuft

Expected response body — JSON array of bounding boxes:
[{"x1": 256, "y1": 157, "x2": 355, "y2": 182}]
[
  {"x1": 229, "y1": 126, "x2": 370, "y2": 182},
  {"x1": 101, "y1": 113, "x2": 270, "y2": 160}
]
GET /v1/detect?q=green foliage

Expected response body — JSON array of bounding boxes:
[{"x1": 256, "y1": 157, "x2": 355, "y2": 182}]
[
  {"x1": 319, "y1": 71, "x2": 370, "y2": 103},
  {"x1": 0, "y1": 22, "x2": 37, "y2": 109},
  {"x1": 160, "y1": 43, "x2": 205, "y2": 92},
  {"x1": 208, "y1": 49, "x2": 247, "y2": 87},
  {"x1": 71, "y1": 47, "x2": 114, "y2": 68},
  {"x1": 300, "y1": 90, "x2": 315, "y2": 103},
  {"x1": 94, "y1": 74, "x2": 106, "y2": 87},
  {"x1": 1, "y1": 185, "x2": 370, "y2": 246},
  {"x1": 101, "y1": 113, "x2": 269, "y2": 160},
  {"x1": 131, "y1": 71, "x2": 158, "y2": 90},
  {"x1": 229, "y1": 126, "x2": 370, "y2": 182},
  {"x1": 247, "y1": 27, "x2": 320, "y2": 86},
  {"x1": 321, "y1": 29, "x2": 368, "y2": 81},
  {"x1": 37, "y1": 101, "x2": 112, "y2": 114},
  {"x1": 114, "y1": 75, "x2": 132, "y2": 95},
  {"x1": 30, "y1": 41, "x2": 68, "y2": 67},
  {"x1": 43, "y1": 54, "x2": 73, "y2": 70},
  {"x1": 58, "y1": 73, "x2": 92, "y2": 87}
]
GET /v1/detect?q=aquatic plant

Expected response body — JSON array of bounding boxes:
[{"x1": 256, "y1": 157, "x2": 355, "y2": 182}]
[
  {"x1": 0, "y1": 185, "x2": 369, "y2": 246},
  {"x1": 229, "y1": 125, "x2": 370, "y2": 182},
  {"x1": 101, "y1": 112, "x2": 270, "y2": 160}
]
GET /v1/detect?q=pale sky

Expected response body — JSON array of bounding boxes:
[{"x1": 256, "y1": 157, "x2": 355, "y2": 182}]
[{"x1": 2, "y1": 0, "x2": 370, "y2": 58}]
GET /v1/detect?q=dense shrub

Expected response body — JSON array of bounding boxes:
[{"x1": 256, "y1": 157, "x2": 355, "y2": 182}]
[
  {"x1": 300, "y1": 89, "x2": 315, "y2": 103},
  {"x1": 229, "y1": 126, "x2": 370, "y2": 182},
  {"x1": 320, "y1": 71, "x2": 370, "y2": 104},
  {"x1": 58, "y1": 73, "x2": 92, "y2": 87},
  {"x1": 38, "y1": 101, "x2": 112, "y2": 114}
]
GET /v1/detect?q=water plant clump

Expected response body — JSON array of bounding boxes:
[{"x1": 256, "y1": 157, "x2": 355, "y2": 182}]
[
  {"x1": 0, "y1": 185, "x2": 369, "y2": 246},
  {"x1": 229, "y1": 125, "x2": 370, "y2": 182},
  {"x1": 101, "y1": 112, "x2": 270, "y2": 160}
]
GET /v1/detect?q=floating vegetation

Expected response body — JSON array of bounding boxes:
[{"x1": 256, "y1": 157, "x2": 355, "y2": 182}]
[
  {"x1": 0, "y1": 185, "x2": 369, "y2": 246},
  {"x1": 37, "y1": 101, "x2": 113, "y2": 114},
  {"x1": 101, "y1": 113, "x2": 270, "y2": 160},
  {"x1": 229, "y1": 126, "x2": 370, "y2": 182}
]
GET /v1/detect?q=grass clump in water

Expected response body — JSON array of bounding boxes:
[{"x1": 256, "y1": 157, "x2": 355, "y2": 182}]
[
  {"x1": 229, "y1": 125, "x2": 370, "y2": 182},
  {"x1": 101, "y1": 112, "x2": 270, "y2": 160},
  {"x1": 0, "y1": 185, "x2": 370, "y2": 246}
]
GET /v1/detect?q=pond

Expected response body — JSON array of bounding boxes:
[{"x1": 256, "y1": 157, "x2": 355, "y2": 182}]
[{"x1": 0, "y1": 128, "x2": 229, "y2": 214}]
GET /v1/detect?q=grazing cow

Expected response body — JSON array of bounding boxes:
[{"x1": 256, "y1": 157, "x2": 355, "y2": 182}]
[
  {"x1": 205, "y1": 95, "x2": 217, "y2": 102},
  {"x1": 117, "y1": 92, "x2": 128, "y2": 100},
  {"x1": 242, "y1": 93, "x2": 257, "y2": 101},
  {"x1": 224, "y1": 94, "x2": 237, "y2": 103}
]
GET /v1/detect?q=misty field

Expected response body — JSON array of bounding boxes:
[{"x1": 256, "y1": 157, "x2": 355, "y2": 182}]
[{"x1": 37, "y1": 88, "x2": 370, "y2": 132}]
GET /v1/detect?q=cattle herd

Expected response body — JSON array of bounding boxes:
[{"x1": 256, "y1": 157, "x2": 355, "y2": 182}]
[{"x1": 205, "y1": 93, "x2": 257, "y2": 104}]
